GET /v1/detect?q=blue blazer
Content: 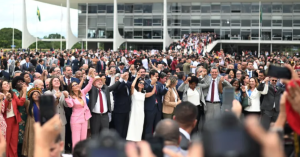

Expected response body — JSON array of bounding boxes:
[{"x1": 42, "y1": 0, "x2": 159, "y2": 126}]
[
  {"x1": 155, "y1": 82, "x2": 168, "y2": 112},
  {"x1": 63, "y1": 77, "x2": 80, "y2": 90},
  {"x1": 36, "y1": 64, "x2": 44, "y2": 74},
  {"x1": 113, "y1": 81, "x2": 131, "y2": 113},
  {"x1": 96, "y1": 61, "x2": 106, "y2": 73}
]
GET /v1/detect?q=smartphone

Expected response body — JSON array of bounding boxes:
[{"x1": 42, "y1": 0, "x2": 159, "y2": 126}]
[
  {"x1": 222, "y1": 87, "x2": 234, "y2": 112},
  {"x1": 39, "y1": 95, "x2": 56, "y2": 125},
  {"x1": 266, "y1": 64, "x2": 292, "y2": 79},
  {"x1": 146, "y1": 137, "x2": 164, "y2": 157}
]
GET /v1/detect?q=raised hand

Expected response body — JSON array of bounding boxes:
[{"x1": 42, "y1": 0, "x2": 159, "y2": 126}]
[
  {"x1": 55, "y1": 91, "x2": 62, "y2": 99},
  {"x1": 62, "y1": 91, "x2": 69, "y2": 98},
  {"x1": 5, "y1": 93, "x2": 12, "y2": 101}
]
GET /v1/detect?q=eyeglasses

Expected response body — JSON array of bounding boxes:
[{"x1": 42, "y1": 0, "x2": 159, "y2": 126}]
[
  {"x1": 139, "y1": 82, "x2": 145, "y2": 85},
  {"x1": 72, "y1": 84, "x2": 78, "y2": 87},
  {"x1": 271, "y1": 80, "x2": 277, "y2": 82}
]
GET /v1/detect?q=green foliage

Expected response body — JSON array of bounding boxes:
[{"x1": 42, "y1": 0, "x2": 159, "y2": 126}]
[{"x1": 0, "y1": 28, "x2": 22, "y2": 48}]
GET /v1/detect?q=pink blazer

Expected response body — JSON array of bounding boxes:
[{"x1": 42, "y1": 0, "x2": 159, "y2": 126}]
[{"x1": 65, "y1": 78, "x2": 94, "y2": 124}]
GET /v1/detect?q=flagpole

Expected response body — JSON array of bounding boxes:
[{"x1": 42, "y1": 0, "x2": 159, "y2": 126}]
[
  {"x1": 258, "y1": 1, "x2": 261, "y2": 57},
  {"x1": 36, "y1": 7, "x2": 38, "y2": 52},
  {"x1": 60, "y1": 3, "x2": 62, "y2": 51},
  {"x1": 12, "y1": 0, "x2": 15, "y2": 51}
]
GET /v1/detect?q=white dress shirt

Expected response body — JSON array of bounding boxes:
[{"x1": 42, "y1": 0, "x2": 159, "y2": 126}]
[
  {"x1": 92, "y1": 88, "x2": 108, "y2": 114},
  {"x1": 172, "y1": 88, "x2": 178, "y2": 103},
  {"x1": 6, "y1": 102, "x2": 15, "y2": 118},
  {"x1": 65, "y1": 78, "x2": 72, "y2": 85},
  {"x1": 179, "y1": 128, "x2": 190, "y2": 141},
  {"x1": 206, "y1": 79, "x2": 220, "y2": 102}
]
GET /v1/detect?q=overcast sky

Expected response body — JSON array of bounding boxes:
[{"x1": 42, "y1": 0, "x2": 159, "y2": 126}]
[{"x1": 0, "y1": 0, "x2": 78, "y2": 38}]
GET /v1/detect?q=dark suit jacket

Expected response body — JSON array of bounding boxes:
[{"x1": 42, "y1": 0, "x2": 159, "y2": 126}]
[
  {"x1": 179, "y1": 132, "x2": 190, "y2": 151},
  {"x1": 71, "y1": 60, "x2": 80, "y2": 73},
  {"x1": 81, "y1": 59, "x2": 92, "y2": 68},
  {"x1": 257, "y1": 82, "x2": 284, "y2": 112},
  {"x1": 21, "y1": 62, "x2": 34, "y2": 72},
  {"x1": 96, "y1": 60, "x2": 106, "y2": 73},
  {"x1": 116, "y1": 67, "x2": 127, "y2": 74},
  {"x1": 63, "y1": 77, "x2": 80, "y2": 90},
  {"x1": 36, "y1": 64, "x2": 44, "y2": 74},
  {"x1": 128, "y1": 72, "x2": 136, "y2": 82},
  {"x1": 0, "y1": 71, "x2": 10, "y2": 81},
  {"x1": 155, "y1": 81, "x2": 168, "y2": 112},
  {"x1": 88, "y1": 82, "x2": 120, "y2": 113},
  {"x1": 113, "y1": 81, "x2": 131, "y2": 113}
]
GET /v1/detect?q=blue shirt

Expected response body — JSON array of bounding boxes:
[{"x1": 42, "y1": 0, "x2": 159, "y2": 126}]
[{"x1": 248, "y1": 89, "x2": 253, "y2": 97}]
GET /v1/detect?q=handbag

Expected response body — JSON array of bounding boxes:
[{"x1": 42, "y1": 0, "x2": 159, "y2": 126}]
[{"x1": 241, "y1": 94, "x2": 251, "y2": 108}]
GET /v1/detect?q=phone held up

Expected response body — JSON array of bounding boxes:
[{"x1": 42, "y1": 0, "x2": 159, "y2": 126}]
[
  {"x1": 265, "y1": 64, "x2": 292, "y2": 79},
  {"x1": 39, "y1": 95, "x2": 56, "y2": 125}
]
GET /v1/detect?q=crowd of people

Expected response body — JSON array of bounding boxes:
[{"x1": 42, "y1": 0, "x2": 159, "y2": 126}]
[{"x1": 0, "y1": 43, "x2": 298, "y2": 157}]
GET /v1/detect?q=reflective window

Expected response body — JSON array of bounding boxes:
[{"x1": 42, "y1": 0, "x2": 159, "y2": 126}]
[
  {"x1": 251, "y1": 29, "x2": 259, "y2": 38},
  {"x1": 283, "y1": 31, "x2": 292, "y2": 40},
  {"x1": 106, "y1": 17, "x2": 113, "y2": 27},
  {"x1": 125, "y1": 4, "x2": 133, "y2": 13},
  {"x1": 97, "y1": 28, "x2": 106, "y2": 38},
  {"x1": 191, "y1": 3, "x2": 200, "y2": 13},
  {"x1": 211, "y1": 4, "x2": 220, "y2": 13},
  {"x1": 153, "y1": 16, "x2": 162, "y2": 26},
  {"x1": 211, "y1": 20, "x2": 220, "y2": 26},
  {"x1": 181, "y1": 19, "x2": 190, "y2": 26},
  {"x1": 125, "y1": 31, "x2": 133, "y2": 39},
  {"x1": 152, "y1": 3, "x2": 163, "y2": 13},
  {"x1": 201, "y1": 4, "x2": 211, "y2": 13},
  {"x1": 272, "y1": 20, "x2": 282, "y2": 26},
  {"x1": 134, "y1": 4, "x2": 143, "y2": 12},
  {"x1": 293, "y1": 20, "x2": 300, "y2": 27},
  {"x1": 106, "y1": 5, "x2": 113, "y2": 13},
  {"x1": 242, "y1": 3, "x2": 251, "y2": 13},
  {"x1": 88, "y1": 17, "x2": 97, "y2": 28},
  {"x1": 182, "y1": 4, "x2": 191, "y2": 13},
  {"x1": 272, "y1": 29, "x2": 282, "y2": 40},
  {"x1": 231, "y1": 19, "x2": 241, "y2": 26},
  {"x1": 231, "y1": 3, "x2": 241, "y2": 13},
  {"x1": 293, "y1": 29, "x2": 300, "y2": 40},
  {"x1": 118, "y1": 4, "x2": 124, "y2": 11},
  {"x1": 106, "y1": 30, "x2": 113, "y2": 38},
  {"x1": 251, "y1": 3, "x2": 259, "y2": 13},
  {"x1": 181, "y1": 29, "x2": 190, "y2": 37},
  {"x1": 294, "y1": 4, "x2": 300, "y2": 13},
  {"x1": 78, "y1": 16, "x2": 86, "y2": 24},
  {"x1": 221, "y1": 4, "x2": 231, "y2": 13},
  {"x1": 143, "y1": 18, "x2": 152, "y2": 26},
  {"x1": 134, "y1": 29, "x2": 143, "y2": 38},
  {"x1": 171, "y1": 29, "x2": 180, "y2": 37},
  {"x1": 171, "y1": 3, "x2": 181, "y2": 13},
  {"x1": 153, "y1": 29, "x2": 162, "y2": 39},
  {"x1": 191, "y1": 19, "x2": 200, "y2": 26},
  {"x1": 134, "y1": 16, "x2": 143, "y2": 26},
  {"x1": 283, "y1": 20, "x2": 292, "y2": 27},
  {"x1": 88, "y1": 4, "x2": 97, "y2": 13},
  {"x1": 231, "y1": 29, "x2": 240, "y2": 39},
  {"x1": 283, "y1": 4, "x2": 292, "y2": 13},
  {"x1": 124, "y1": 16, "x2": 133, "y2": 26},
  {"x1": 79, "y1": 4, "x2": 87, "y2": 13},
  {"x1": 241, "y1": 19, "x2": 251, "y2": 26},
  {"x1": 119, "y1": 28, "x2": 124, "y2": 36},
  {"x1": 262, "y1": 3, "x2": 272, "y2": 13},
  {"x1": 143, "y1": 30, "x2": 152, "y2": 39},
  {"x1": 252, "y1": 19, "x2": 259, "y2": 26},
  {"x1": 222, "y1": 19, "x2": 230, "y2": 26},
  {"x1": 262, "y1": 20, "x2": 271, "y2": 27},
  {"x1": 143, "y1": 4, "x2": 152, "y2": 13},
  {"x1": 201, "y1": 19, "x2": 210, "y2": 26},
  {"x1": 272, "y1": 4, "x2": 282, "y2": 13}
]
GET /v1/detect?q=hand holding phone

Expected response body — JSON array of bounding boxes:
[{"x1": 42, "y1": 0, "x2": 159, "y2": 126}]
[{"x1": 222, "y1": 87, "x2": 234, "y2": 112}]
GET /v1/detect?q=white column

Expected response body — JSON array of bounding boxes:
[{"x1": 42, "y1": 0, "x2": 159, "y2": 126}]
[
  {"x1": 22, "y1": 0, "x2": 35, "y2": 48},
  {"x1": 66, "y1": 0, "x2": 79, "y2": 49},
  {"x1": 113, "y1": 0, "x2": 125, "y2": 51},
  {"x1": 270, "y1": 43, "x2": 272, "y2": 53},
  {"x1": 86, "y1": 3, "x2": 88, "y2": 50},
  {"x1": 163, "y1": 0, "x2": 173, "y2": 52}
]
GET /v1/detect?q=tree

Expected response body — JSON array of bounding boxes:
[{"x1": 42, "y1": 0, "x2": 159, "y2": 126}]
[{"x1": 0, "y1": 28, "x2": 22, "y2": 48}]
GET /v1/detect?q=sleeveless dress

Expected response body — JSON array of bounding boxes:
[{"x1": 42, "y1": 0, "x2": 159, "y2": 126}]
[{"x1": 126, "y1": 89, "x2": 145, "y2": 142}]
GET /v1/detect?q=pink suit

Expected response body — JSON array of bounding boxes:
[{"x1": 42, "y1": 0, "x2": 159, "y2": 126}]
[{"x1": 65, "y1": 78, "x2": 93, "y2": 148}]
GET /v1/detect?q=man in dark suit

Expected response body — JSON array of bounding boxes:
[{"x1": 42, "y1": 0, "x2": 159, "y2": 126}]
[
  {"x1": 36, "y1": 59, "x2": 45, "y2": 74},
  {"x1": 173, "y1": 101, "x2": 197, "y2": 150},
  {"x1": 81, "y1": 55, "x2": 92, "y2": 68},
  {"x1": 96, "y1": 57, "x2": 106, "y2": 74},
  {"x1": 143, "y1": 69, "x2": 160, "y2": 138},
  {"x1": 155, "y1": 72, "x2": 169, "y2": 123},
  {"x1": 88, "y1": 75, "x2": 120, "y2": 138},
  {"x1": 71, "y1": 56, "x2": 80, "y2": 75},
  {"x1": 112, "y1": 72, "x2": 131, "y2": 139},
  {"x1": 21, "y1": 57, "x2": 34, "y2": 72},
  {"x1": 116, "y1": 62, "x2": 127, "y2": 74},
  {"x1": 62, "y1": 66, "x2": 80, "y2": 90},
  {"x1": 258, "y1": 77, "x2": 284, "y2": 129}
]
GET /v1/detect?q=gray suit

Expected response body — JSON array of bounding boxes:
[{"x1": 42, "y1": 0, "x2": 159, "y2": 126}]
[
  {"x1": 164, "y1": 145, "x2": 187, "y2": 157},
  {"x1": 198, "y1": 75, "x2": 231, "y2": 121},
  {"x1": 21, "y1": 62, "x2": 34, "y2": 72},
  {"x1": 44, "y1": 90, "x2": 67, "y2": 148}
]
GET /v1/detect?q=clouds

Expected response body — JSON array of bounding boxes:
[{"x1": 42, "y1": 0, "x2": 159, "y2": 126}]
[{"x1": 0, "y1": 0, "x2": 78, "y2": 38}]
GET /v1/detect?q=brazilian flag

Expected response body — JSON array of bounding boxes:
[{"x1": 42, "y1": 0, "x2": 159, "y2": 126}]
[{"x1": 37, "y1": 7, "x2": 41, "y2": 22}]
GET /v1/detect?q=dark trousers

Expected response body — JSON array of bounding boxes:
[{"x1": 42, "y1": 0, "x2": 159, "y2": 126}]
[
  {"x1": 90, "y1": 112, "x2": 109, "y2": 138},
  {"x1": 261, "y1": 109, "x2": 279, "y2": 130},
  {"x1": 243, "y1": 110, "x2": 261, "y2": 118},
  {"x1": 192, "y1": 105, "x2": 205, "y2": 135},
  {"x1": 143, "y1": 106, "x2": 161, "y2": 139},
  {"x1": 112, "y1": 112, "x2": 130, "y2": 139},
  {"x1": 64, "y1": 107, "x2": 73, "y2": 152}
]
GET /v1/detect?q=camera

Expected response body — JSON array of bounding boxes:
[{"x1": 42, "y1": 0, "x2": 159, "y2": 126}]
[
  {"x1": 88, "y1": 129, "x2": 126, "y2": 157},
  {"x1": 202, "y1": 112, "x2": 261, "y2": 157}
]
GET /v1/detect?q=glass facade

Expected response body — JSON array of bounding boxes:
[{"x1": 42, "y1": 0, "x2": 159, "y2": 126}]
[{"x1": 78, "y1": 2, "x2": 300, "y2": 41}]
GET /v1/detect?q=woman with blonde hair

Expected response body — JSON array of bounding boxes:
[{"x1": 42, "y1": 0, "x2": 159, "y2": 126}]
[{"x1": 163, "y1": 76, "x2": 181, "y2": 119}]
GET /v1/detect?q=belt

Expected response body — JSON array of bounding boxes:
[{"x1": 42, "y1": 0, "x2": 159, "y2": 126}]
[
  {"x1": 206, "y1": 101, "x2": 220, "y2": 104},
  {"x1": 92, "y1": 112, "x2": 108, "y2": 115}
]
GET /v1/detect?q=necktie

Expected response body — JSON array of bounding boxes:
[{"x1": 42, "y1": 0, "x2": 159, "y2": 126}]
[
  {"x1": 99, "y1": 89, "x2": 104, "y2": 113},
  {"x1": 27, "y1": 63, "x2": 29, "y2": 68},
  {"x1": 68, "y1": 79, "x2": 71, "y2": 85},
  {"x1": 274, "y1": 86, "x2": 277, "y2": 93},
  {"x1": 210, "y1": 80, "x2": 215, "y2": 103}
]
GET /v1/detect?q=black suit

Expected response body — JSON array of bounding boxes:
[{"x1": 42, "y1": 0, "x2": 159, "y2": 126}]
[
  {"x1": 179, "y1": 132, "x2": 190, "y2": 151},
  {"x1": 96, "y1": 60, "x2": 106, "y2": 73},
  {"x1": 257, "y1": 82, "x2": 284, "y2": 129},
  {"x1": 112, "y1": 80, "x2": 131, "y2": 139},
  {"x1": 88, "y1": 82, "x2": 120, "y2": 137},
  {"x1": 71, "y1": 59, "x2": 80, "y2": 74}
]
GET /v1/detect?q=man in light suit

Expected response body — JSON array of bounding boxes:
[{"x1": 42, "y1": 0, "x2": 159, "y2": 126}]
[
  {"x1": 21, "y1": 57, "x2": 34, "y2": 72},
  {"x1": 88, "y1": 76, "x2": 120, "y2": 138},
  {"x1": 199, "y1": 67, "x2": 231, "y2": 121},
  {"x1": 154, "y1": 119, "x2": 187, "y2": 157},
  {"x1": 173, "y1": 101, "x2": 197, "y2": 151},
  {"x1": 258, "y1": 77, "x2": 284, "y2": 129}
]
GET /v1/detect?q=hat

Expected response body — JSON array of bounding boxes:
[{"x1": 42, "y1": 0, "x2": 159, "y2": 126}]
[
  {"x1": 93, "y1": 76, "x2": 103, "y2": 85},
  {"x1": 27, "y1": 87, "x2": 42, "y2": 98},
  {"x1": 12, "y1": 76, "x2": 25, "y2": 89},
  {"x1": 286, "y1": 80, "x2": 300, "y2": 135}
]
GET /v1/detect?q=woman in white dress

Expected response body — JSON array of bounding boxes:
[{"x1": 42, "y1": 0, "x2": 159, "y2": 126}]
[{"x1": 126, "y1": 73, "x2": 156, "y2": 142}]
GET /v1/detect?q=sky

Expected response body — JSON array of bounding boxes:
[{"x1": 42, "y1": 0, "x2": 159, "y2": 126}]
[{"x1": 0, "y1": 0, "x2": 78, "y2": 38}]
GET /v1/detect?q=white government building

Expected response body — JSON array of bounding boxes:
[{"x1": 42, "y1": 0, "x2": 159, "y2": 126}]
[{"x1": 22, "y1": 0, "x2": 300, "y2": 53}]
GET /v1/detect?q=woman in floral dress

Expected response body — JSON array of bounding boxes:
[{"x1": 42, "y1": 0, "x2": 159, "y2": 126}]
[{"x1": 0, "y1": 93, "x2": 6, "y2": 138}]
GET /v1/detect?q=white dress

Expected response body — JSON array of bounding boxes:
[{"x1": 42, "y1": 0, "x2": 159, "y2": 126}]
[{"x1": 126, "y1": 89, "x2": 146, "y2": 141}]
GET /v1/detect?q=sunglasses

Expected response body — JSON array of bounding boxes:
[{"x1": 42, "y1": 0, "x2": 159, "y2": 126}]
[
  {"x1": 271, "y1": 80, "x2": 277, "y2": 82},
  {"x1": 139, "y1": 82, "x2": 145, "y2": 85},
  {"x1": 72, "y1": 84, "x2": 78, "y2": 87}
]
